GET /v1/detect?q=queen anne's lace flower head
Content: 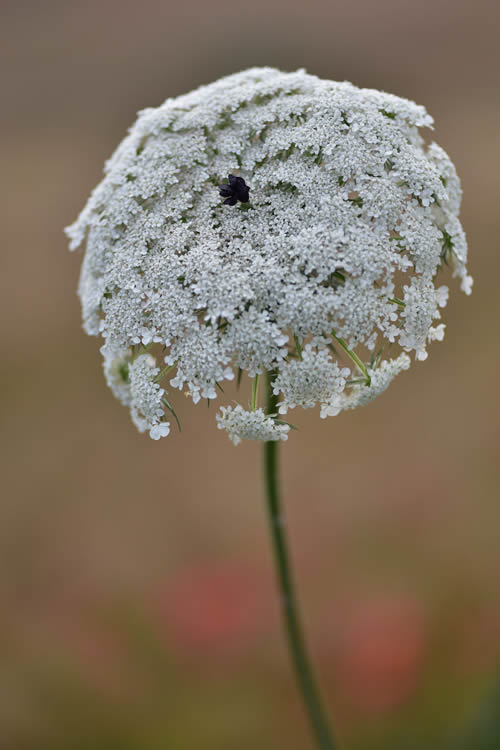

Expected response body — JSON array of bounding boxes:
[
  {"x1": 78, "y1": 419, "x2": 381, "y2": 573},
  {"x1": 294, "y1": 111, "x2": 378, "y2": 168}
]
[{"x1": 66, "y1": 67, "x2": 470, "y2": 443}]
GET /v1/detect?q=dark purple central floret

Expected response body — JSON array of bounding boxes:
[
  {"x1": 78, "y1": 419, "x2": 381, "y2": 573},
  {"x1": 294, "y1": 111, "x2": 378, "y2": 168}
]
[{"x1": 219, "y1": 174, "x2": 250, "y2": 205}]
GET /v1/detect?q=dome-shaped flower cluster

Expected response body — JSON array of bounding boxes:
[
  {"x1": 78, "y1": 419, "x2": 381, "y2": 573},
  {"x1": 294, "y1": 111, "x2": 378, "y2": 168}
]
[{"x1": 66, "y1": 67, "x2": 471, "y2": 444}]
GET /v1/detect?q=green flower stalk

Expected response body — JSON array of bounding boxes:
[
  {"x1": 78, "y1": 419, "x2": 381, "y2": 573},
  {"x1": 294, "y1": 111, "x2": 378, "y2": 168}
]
[{"x1": 263, "y1": 371, "x2": 338, "y2": 749}]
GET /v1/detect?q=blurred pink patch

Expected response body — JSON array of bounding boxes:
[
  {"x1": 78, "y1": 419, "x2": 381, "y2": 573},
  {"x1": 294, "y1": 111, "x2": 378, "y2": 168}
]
[
  {"x1": 155, "y1": 561, "x2": 271, "y2": 657},
  {"x1": 334, "y1": 595, "x2": 427, "y2": 714}
]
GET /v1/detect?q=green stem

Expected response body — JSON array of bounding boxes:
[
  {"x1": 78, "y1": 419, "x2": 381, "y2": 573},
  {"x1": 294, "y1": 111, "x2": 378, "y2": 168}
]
[
  {"x1": 154, "y1": 363, "x2": 175, "y2": 383},
  {"x1": 331, "y1": 331, "x2": 371, "y2": 386},
  {"x1": 251, "y1": 374, "x2": 260, "y2": 411},
  {"x1": 293, "y1": 334, "x2": 304, "y2": 360},
  {"x1": 263, "y1": 372, "x2": 339, "y2": 750},
  {"x1": 387, "y1": 296, "x2": 406, "y2": 308}
]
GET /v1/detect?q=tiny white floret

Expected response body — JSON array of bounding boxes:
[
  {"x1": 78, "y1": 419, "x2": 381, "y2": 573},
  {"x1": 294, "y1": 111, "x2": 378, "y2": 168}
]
[{"x1": 149, "y1": 422, "x2": 171, "y2": 440}]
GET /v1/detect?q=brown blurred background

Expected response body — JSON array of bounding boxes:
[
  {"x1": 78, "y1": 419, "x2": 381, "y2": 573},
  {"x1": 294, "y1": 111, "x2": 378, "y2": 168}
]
[{"x1": 1, "y1": 1, "x2": 500, "y2": 748}]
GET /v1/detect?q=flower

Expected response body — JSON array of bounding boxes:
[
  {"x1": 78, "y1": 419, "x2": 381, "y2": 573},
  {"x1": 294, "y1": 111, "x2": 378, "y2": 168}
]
[
  {"x1": 66, "y1": 67, "x2": 470, "y2": 442},
  {"x1": 216, "y1": 405, "x2": 290, "y2": 446},
  {"x1": 149, "y1": 422, "x2": 171, "y2": 440},
  {"x1": 272, "y1": 345, "x2": 350, "y2": 417},
  {"x1": 336, "y1": 354, "x2": 411, "y2": 410},
  {"x1": 128, "y1": 354, "x2": 170, "y2": 438}
]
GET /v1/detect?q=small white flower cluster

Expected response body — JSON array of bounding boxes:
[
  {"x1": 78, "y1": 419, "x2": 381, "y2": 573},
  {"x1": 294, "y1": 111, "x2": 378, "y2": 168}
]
[
  {"x1": 103, "y1": 348, "x2": 170, "y2": 439},
  {"x1": 129, "y1": 354, "x2": 169, "y2": 438},
  {"x1": 216, "y1": 405, "x2": 290, "y2": 446},
  {"x1": 337, "y1": 353, "x2": 411, "y2": 411},
  {"x1": 272, "y1": 345, "x2": 350, "y2": 418},
  {"x1": 67, "y1": 68, "x2": 471, "y2": 443}
]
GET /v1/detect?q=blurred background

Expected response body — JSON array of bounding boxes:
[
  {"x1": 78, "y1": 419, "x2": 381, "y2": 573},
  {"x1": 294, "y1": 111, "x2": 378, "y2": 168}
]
[{"x1": 2, "y1": 0, "x2": 500, "y2": 748}]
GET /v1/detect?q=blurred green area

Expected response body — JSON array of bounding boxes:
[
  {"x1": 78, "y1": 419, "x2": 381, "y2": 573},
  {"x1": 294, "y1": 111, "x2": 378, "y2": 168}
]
[{"x1": 1, "y1": 0, "x2": 500, "y2": 748}]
